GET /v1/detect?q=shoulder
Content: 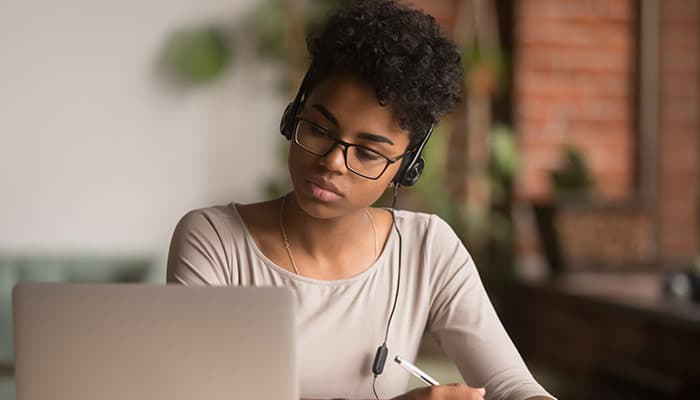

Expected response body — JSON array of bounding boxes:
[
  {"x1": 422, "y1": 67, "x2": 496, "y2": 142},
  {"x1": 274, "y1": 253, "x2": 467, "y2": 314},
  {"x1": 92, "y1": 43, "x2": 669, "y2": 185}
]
[
  {"x1": 167, "y1": 204, "x2": 241, "y2": 285},
  {"x1": 173, "y1": 204, "x2": 241, "y2": 237},
  {"x1": 393, "y1": 209, "x2": 458, "y2": 241},
  {"x1": 393, "y1": 208, "x2": 471, "y2": 267},
  {"x1": 169, "y1": 203, "x2": 259, "y2": 256}
]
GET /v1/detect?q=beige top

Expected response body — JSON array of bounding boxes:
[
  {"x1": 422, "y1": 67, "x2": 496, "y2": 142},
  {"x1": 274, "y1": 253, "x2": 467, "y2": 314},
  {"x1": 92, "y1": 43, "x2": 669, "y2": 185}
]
[{"x1": 166, "y1": 204, "x2": 555, "y2": 400}]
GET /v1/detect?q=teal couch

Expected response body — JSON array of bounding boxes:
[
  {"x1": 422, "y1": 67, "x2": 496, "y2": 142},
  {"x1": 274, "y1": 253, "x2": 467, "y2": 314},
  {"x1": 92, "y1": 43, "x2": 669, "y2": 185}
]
[{"x1": 0, "y1": 255, "x2": 157, "y2": 364}]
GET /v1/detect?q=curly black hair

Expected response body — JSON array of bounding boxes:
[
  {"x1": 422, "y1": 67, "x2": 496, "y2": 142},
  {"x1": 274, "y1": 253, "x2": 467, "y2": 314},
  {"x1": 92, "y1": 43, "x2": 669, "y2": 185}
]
[{"x1": 305, "y1": 0, "x2": 463, "y2": 148}]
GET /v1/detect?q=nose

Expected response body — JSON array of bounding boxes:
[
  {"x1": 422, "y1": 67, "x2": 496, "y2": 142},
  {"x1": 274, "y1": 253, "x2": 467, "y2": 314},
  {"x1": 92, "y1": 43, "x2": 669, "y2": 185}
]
[{"x1": 318, "y1": 143, "x2": 348, "y2": 173}]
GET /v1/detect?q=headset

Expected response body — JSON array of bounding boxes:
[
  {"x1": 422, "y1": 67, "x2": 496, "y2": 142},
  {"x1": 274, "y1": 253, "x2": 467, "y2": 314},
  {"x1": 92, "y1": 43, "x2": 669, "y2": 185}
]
[
  {"x1": 280, "y1": 65, "x2": 435, "y2": 399},
  {"x1": 280, "y1": 65, "x2": 434, "y2": 188}
]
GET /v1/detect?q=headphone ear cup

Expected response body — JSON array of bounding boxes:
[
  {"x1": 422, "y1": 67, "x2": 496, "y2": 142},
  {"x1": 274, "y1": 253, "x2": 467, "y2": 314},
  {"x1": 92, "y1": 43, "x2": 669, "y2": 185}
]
[
  {"x1": 400, "y1": 157, "x2": 424, "y2": 187},
  {"x1": 392, "y1": 155, "x2": 411, "y2": 186},
  {"x1": 280, "y1": 102, "x2": 295, "y2": 140}
]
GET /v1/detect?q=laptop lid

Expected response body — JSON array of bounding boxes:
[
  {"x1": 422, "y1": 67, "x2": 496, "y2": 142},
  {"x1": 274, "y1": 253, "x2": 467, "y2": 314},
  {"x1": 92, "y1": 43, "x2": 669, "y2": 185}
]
[{"x1": 13, "y1": 283, "x2": 297, "y2": 400}]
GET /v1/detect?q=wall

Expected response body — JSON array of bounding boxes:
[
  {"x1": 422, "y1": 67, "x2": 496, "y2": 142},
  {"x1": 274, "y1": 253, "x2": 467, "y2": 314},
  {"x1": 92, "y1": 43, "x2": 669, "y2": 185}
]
[
  {"x1": 514, "y1": 0, "x2": 636, "y2": 202},
  {"x1": 514, "y1": 0, "x2": 699, "y2": 268},
  {"x1": 0, "y1": 0, "x2": 286, "y2": 269},
  {"x1": 657, "y1": 0, "x2": 700, "y2": 263}
]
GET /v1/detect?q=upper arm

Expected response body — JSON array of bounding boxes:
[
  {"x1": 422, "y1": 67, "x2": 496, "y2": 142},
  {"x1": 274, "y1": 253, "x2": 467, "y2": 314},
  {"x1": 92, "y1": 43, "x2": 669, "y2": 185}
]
[
  {"x1": 426, "y1": 216, "x2": 555, "y2": 400},
  {"x1": 166, "y1": 209, "x2": 232, "y2": 286}
]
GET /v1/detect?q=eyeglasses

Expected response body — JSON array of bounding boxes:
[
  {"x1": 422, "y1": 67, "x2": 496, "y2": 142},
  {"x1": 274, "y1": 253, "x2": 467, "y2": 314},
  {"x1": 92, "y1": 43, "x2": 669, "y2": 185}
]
[{"x1": 293, "y1": 118, "x2": 409, "y2": 180}]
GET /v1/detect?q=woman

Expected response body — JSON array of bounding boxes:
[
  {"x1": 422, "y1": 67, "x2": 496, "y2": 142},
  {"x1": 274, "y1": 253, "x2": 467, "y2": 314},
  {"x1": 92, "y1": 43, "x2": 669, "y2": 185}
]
[{"x1": 167, "y1": 1, "x2": 555, "y2": 399}]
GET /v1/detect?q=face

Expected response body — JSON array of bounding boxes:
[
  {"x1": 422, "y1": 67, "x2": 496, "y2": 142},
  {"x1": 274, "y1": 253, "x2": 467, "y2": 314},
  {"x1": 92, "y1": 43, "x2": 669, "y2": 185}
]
[{"x1": 287, "y1": 72, "x2": 411, "y2": 220}]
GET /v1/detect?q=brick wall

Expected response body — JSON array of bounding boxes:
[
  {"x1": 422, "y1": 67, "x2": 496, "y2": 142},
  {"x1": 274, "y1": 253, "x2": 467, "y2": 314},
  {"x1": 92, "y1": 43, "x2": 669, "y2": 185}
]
[
  {"x1": 514, "y1": 0, "x2": 636, "y2": 202},
  {"x1": 407, "y1": 0, "x2": 699, "y2": 267},
  {"x1": 657, "y1": 0, "x2": 699, "y2": 264},
  {"x1": 514, "y1": 0, "x2": 700, "y2": 268}
]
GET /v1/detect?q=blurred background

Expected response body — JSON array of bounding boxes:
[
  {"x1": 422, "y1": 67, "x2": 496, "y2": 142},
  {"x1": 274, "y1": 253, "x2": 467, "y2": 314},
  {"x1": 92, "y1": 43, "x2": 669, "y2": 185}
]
[{"x1": 1, "y1": 0, "x2": 698, "y2": 399}]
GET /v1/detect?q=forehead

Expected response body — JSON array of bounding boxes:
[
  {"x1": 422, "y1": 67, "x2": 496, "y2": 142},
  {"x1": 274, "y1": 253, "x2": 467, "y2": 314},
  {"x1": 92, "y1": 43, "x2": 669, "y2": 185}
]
[{"x1": 303, "y1": 73, "x2": 409, "y2": 140}]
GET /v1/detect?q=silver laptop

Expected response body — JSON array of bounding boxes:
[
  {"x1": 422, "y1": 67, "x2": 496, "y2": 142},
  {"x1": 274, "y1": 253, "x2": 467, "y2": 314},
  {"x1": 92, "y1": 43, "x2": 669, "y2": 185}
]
[{"x1": 13, "y1": 283, "x2": 297, "y2": 400}]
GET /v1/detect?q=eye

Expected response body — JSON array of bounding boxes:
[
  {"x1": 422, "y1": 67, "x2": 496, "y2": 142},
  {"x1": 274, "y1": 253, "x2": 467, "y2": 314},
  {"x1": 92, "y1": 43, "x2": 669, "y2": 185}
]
[
  {"x1": 356, "y1": 147, "x2": 383, "y2": 161},
  {"x1": 309, "y1": 124, "x2": 328, "y2": 137}
]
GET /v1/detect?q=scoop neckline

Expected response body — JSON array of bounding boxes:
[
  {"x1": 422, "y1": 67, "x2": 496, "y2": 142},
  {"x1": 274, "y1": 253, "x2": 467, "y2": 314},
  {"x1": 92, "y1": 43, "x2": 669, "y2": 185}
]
[{"x1": 228, "y1": 202, "x2": 398, "y2": 286}]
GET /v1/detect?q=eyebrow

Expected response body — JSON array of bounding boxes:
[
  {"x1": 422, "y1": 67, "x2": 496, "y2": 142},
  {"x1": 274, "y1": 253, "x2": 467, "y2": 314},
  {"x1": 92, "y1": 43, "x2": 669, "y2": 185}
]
[{"x1": 311, "y1": 104, "x2": 395, "y2": 146}]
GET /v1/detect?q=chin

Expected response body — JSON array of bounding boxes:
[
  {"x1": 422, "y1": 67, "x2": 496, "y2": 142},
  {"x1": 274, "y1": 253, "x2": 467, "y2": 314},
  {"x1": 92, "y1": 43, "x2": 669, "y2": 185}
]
[{"x1": 291, "y1": 190, "x2": 345, "y2": 220}]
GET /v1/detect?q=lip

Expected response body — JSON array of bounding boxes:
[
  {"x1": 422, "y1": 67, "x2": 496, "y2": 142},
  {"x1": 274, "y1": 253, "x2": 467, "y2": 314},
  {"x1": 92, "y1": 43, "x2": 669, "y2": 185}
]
[{"x1": 305, "y1": 178, "x2": 343, "y2": 197}]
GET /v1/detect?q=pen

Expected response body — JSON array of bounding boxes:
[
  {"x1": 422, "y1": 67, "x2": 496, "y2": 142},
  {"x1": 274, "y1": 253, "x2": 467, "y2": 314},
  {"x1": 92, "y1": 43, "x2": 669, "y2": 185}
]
[{"x1": 394, "y1": 356, "x2": 440, "y2": 386}]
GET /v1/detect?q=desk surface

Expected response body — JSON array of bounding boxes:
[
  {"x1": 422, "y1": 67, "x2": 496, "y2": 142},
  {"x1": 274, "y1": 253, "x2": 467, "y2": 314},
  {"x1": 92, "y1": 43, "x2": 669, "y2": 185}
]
[
  {"x1": 520, "y1": 272, "x2": 700, "y2": 331},
  {"x1": 513, "y1": 271, "x2": 700, "y2": 399}
]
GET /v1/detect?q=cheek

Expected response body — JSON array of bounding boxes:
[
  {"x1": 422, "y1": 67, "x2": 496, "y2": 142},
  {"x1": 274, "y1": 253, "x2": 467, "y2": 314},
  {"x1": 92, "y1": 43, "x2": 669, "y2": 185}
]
[
  {"x1": 287, "y1": 146, "x2": 308, "y2": 188},
  {"x1": 383, "y1": 161, "x2": 403, "y2": 185},
  {"x1": 288, "y1": 144, "x2": 311, "y2": 172},
  {"x1": 287, "y1": 144, "x2": 297, "y2": 168},
  {"x1": 360, "y1": 164, "x2": 401, "y2": 199}
]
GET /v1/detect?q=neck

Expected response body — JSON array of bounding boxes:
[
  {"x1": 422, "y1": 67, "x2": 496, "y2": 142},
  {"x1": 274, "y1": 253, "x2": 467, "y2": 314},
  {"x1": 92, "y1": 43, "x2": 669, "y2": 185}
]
[{"x1": 281, "y1": 192, "x2": 373, "y2": 262}]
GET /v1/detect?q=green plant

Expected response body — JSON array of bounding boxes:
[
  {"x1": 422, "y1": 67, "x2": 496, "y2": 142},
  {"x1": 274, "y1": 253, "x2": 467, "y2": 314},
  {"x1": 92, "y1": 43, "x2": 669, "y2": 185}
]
[
  {"x1": 248, "y1": 0, "x2": 288, "y2": 61},
  {"x1": 161, "y1": 27, "x2": 231, "y2": 85},
  {"x1": 462, "y1": 42, "x2": 508, "y2": 95},
  {"x1": 410, "y1": 122, "x2": 519, "y2": 251},
  {"x1": 248, "y1": 0, "x2": 352, "y2": 63},
  {"x1": 550, "y1": 145, "x2": 595, "y2": 203}
]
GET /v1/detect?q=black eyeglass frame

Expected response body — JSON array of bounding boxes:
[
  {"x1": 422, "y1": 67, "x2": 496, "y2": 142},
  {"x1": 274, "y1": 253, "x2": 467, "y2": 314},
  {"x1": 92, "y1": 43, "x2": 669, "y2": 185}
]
[{"x1": 292, "y1": 117, "x2": 413, "y2": 180}]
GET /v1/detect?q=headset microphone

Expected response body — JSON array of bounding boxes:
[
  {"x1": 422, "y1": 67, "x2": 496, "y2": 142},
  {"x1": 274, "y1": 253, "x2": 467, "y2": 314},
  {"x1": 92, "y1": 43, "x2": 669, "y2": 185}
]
[{"x1": 372, "y1": 345, "x2": 389, "y2": 375}]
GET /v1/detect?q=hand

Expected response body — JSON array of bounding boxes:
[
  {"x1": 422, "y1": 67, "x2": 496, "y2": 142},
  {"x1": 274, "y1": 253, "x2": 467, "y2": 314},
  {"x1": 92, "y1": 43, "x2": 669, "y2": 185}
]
[{"x1": 393, "y1": 384, "x2": 486, "y2": 400}]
